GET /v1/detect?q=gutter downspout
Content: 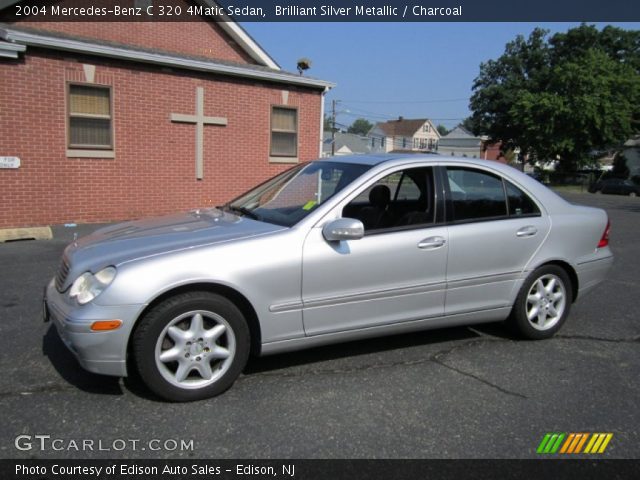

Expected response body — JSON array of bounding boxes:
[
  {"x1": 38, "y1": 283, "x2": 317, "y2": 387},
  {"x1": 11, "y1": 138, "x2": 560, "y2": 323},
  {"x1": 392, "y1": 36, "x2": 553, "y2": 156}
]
[{"x1": 319, "y1": 86, "x2": 330, "y2": 158}]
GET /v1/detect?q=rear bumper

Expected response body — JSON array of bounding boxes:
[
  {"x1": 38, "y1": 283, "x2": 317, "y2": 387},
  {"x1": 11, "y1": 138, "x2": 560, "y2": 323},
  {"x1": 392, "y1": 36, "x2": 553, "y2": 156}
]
[
  {"x1": 576, "y1": 252, "x2": 614, "y2": 299},
  {"x1": 44, "y1": 278, "x2": 143, "y2": 377}
]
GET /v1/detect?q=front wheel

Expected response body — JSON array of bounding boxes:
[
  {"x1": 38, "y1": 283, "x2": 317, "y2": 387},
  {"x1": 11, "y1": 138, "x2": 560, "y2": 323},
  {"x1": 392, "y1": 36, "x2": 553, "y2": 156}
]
[
  {"x1": 132, "y1": 291, "x2": 250, "y2": 402},
  {"x1": 507, "y1": 265, "x2": 572, "y2": 339}
]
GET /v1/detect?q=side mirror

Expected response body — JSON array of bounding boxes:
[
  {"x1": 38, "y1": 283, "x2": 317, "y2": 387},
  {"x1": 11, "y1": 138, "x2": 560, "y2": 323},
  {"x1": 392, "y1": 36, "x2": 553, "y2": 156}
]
[{"x1": 322, "y1": 218, "x2": 364, "y2": 242}]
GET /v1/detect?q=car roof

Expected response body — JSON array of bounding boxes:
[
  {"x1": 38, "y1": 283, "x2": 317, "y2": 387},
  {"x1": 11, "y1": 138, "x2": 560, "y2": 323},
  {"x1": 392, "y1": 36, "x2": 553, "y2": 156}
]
[
  {"x1": 317, "y1": 153, "x2": 412, "y2": 166},
  {"x1": 317, "y1": 153, "x2": 508, "y2": 168},
  {"x1": 317, "y1": 153, "x2": 519, "y2": 175}
]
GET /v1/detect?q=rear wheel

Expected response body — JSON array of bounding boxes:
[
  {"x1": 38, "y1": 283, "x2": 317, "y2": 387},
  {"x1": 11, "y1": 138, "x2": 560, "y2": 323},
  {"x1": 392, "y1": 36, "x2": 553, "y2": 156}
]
[
  {"x1": 133, "y1": 291, "x2": 250, "y2": 402},
  {"x1": 630, "y1": 191, "x2": 637, "y2": 197},
  {"x1": 508, "y1": 265, "x2": 572, "y2": 339}
]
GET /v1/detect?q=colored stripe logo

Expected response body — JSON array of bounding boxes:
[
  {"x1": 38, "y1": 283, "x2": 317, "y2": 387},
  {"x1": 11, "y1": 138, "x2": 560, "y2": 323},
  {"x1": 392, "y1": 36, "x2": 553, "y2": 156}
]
[{"x1": 537, "y1": 433, "x2": 613, "y2": 454}]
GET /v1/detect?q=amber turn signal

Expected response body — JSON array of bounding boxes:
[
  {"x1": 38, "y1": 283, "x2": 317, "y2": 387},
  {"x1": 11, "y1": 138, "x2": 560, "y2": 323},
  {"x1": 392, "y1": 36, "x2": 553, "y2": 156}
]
[{"x1": 90, "y1": 320, "x2": 122, "y2": 331}]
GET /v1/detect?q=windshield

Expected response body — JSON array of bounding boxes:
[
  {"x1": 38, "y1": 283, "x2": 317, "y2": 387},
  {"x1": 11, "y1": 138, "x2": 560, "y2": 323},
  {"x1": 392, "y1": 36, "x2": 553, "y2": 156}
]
[{"x1": 224, "y1": 161, "x2": 371, "y2": 227}]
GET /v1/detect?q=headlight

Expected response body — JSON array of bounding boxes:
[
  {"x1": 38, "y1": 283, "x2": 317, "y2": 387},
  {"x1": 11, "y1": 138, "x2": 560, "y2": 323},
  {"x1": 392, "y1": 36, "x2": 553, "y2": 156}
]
[{"x1": 69, "y1": 267, "x2": 117, "y2": 305}]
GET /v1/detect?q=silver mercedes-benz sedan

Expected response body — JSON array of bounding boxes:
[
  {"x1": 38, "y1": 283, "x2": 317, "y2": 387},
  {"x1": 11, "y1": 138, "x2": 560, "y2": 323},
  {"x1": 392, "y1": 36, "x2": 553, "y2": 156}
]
[{"x1": 44, "y1": 154, "x2": 613, "y2": 401}]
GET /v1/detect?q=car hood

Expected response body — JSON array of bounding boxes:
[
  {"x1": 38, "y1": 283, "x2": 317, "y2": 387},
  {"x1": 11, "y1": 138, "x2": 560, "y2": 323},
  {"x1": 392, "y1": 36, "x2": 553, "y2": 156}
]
[{"x1": 59, "y1": 208, "x2": 285, "y2": 290}]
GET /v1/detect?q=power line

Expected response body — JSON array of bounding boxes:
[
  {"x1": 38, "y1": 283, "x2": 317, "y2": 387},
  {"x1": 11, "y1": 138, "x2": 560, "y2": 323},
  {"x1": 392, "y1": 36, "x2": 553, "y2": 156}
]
[
  {"x1": 341, "y1": 111, "x2": 390, "y2": 120},
  {"x1": 341, "y1": 97, "x2": 469, "y2": 104},
  {"x1": 341, "y1": 104, "x2": 466, "y2": 123},
  {"x1": 342, "y1": 111, "x2": 465, "y2": 122}
]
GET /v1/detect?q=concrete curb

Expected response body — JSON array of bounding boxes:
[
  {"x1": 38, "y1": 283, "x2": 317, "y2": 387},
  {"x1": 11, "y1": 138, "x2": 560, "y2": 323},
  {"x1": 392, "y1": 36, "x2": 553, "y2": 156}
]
[{"x1": 0, "y1": 226, "x2": 53, "y2": 242}]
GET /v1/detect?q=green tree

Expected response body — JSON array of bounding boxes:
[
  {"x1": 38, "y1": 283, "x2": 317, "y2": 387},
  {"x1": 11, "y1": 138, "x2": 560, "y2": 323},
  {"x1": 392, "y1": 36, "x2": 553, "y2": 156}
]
[
  {"x1": 436, "y1": 124, "x2": 450, "y2": 136},
  {"x1": 347, "y1": 118, "x2": 374, "y2": 136},
  {"x1": 460, "y1": 117, "x2": 481, "y2": 135},
  {"x1": 469, "y1": 25, "x2": 640, "y2": 171}
]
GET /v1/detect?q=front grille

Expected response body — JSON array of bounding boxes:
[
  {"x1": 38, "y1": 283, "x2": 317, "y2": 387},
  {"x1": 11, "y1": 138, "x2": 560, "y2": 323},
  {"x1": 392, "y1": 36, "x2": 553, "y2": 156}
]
[{"x1": 55, "y1": 256, "x2": 70, "y2": 292}]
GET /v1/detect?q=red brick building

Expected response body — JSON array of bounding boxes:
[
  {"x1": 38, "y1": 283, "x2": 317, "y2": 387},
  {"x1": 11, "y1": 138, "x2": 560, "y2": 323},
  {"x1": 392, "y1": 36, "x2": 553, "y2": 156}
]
[{"x1": 0, "y1": 3, "x2": 333, "y2": 228}]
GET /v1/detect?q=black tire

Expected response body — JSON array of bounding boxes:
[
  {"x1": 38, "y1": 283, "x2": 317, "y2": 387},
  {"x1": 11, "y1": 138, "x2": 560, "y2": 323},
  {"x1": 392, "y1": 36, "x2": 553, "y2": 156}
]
[
  {"x1": 507, "y1": 265, "x2": 573, "y2": 340},
  {"x1": 132, "y1": 291, "x2": 250, "y2": 402}
]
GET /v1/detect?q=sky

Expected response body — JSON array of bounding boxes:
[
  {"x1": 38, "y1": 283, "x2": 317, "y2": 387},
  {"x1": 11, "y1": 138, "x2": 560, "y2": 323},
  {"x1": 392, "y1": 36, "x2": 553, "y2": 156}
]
[{"x1": 242, "y1": 22, "x2": 640, "y2": 130}]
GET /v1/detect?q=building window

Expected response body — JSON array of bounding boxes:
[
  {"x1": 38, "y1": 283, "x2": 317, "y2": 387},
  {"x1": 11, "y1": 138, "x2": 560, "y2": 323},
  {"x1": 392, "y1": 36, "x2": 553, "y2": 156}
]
[
  {"x1": 270, "y1": 106, "x2": 298, "y2": 157},
  {"x1": 68, "y1": 84, "x2": 112, "y2": 150},
  {"x1": 423, "y1": 123, "x2": 430, "y2": 132}
]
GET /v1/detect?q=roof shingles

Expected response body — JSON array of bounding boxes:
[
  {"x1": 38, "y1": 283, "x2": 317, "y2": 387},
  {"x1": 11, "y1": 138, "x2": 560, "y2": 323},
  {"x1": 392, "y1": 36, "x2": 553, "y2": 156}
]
[{"x1": 375, "y1": 118, "x2": 429, "y2": 137}]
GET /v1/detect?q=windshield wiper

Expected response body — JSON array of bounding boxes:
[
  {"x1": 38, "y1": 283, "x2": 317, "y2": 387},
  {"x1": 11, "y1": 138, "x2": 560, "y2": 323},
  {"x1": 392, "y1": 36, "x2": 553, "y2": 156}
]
[{"x1": 225, "y1": 205, "x2": 261, "y2": 221}]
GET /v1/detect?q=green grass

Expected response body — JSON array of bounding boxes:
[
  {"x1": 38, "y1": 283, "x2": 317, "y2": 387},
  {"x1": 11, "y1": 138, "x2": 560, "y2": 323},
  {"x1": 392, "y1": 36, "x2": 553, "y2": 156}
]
[{"x1": 550, "y1": 185, "x2": 587, "y2": 194}]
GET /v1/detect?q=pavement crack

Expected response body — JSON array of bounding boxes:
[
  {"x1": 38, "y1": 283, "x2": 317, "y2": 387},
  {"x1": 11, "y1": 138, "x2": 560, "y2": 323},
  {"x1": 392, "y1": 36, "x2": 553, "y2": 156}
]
[
  {"x1": 429, "y1": 339, "x2": 529, "y2": 400},
  {"x1": 246, "y1": 336, "x2": 529, "y2": 400}
]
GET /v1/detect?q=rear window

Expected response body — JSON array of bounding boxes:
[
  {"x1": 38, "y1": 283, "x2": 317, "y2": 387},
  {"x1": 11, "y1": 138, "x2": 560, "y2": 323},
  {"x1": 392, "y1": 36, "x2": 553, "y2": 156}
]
[
  {"x1": 446, "y1": 167, "x2": 507, "y2": 222},
  {"x1": 505, "y1": 181, "x2": 540, "y2": 216}
]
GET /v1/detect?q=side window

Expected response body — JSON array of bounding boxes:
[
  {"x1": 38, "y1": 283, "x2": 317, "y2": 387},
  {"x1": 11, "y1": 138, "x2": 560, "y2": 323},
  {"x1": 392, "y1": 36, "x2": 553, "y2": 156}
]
[
  {"x1": 350, "y1": 172, "x2": 402, "y2": 204},
  {"x1": 343, "y1": 167, "x2": 435, "y2": 232},
  {"x1": 446, "y1": 167, "x2": 507, "y2": 222},
  {"x1": 505, "y1": 181, "x2": 540, "y2": 216},
  {"x1": 396, "y1": 174, "x2": 421, "y2": 201}
]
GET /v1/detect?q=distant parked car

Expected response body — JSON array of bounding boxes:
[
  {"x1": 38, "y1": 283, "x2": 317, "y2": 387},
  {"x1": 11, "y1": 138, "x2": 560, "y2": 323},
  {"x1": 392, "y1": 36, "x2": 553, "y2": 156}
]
[
  {"x1": 589, "y1": 178, "x2": 639, "y2": 196},
  {"x1": 525, "y1": 171, "x2": 545, "y2": 183},
  {"x1": 45, "y1": 154, "x2": 613, "y2": 401}
]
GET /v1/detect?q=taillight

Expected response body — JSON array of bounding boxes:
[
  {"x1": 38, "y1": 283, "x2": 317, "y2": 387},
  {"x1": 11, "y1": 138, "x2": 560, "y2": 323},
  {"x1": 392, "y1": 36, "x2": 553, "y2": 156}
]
[{"x1": 597, "y1": 219, "x2": 610, "y2": 248}]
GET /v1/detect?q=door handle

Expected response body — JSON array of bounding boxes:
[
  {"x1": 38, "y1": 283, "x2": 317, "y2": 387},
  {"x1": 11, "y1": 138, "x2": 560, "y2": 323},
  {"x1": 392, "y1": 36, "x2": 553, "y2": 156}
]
[
  {"x1": 418, "y1": 236, "x2": 446, "y2": 249},
  {"x1": 516, "y1": 226, "x2": 538, "y2": 237}
]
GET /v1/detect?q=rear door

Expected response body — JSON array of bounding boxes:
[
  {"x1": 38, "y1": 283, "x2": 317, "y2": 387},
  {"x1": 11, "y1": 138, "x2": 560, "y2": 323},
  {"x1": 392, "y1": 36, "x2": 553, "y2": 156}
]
[{"x1": 442, "y1": 165, "x2": 551, "y2": 314}]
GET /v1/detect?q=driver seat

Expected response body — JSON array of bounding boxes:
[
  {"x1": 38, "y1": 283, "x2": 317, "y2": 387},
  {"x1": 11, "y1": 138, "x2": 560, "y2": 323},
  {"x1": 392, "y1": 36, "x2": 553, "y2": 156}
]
[{"x1": 360, "y1": 185, "x2": 393, "y2": 230}]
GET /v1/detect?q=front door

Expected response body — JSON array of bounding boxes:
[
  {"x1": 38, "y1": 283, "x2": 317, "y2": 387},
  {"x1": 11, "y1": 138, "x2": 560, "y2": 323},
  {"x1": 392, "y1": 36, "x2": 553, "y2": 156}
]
[{"x1": 301, "y1": 166, "x2": 449, "y2": 336}]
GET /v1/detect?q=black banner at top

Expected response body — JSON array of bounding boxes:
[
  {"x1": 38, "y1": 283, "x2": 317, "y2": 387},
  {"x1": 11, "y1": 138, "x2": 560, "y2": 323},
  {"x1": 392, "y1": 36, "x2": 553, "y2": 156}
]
[{"x1": 0, "y1": 0, "x2": 639, "y2": 22}]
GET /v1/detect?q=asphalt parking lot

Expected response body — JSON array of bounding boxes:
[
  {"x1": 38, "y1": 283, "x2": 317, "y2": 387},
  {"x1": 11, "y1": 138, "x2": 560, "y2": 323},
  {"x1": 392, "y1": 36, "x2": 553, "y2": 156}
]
[{"x1": 0, "y1": 192, "x2": 638, "y2": 459}]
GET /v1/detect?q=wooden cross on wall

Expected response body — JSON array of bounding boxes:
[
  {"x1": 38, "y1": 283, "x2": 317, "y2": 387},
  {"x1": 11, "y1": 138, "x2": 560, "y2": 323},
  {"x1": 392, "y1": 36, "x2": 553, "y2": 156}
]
[{"x1": 171, "y1": 87, "x2": 227, "y2": 179}]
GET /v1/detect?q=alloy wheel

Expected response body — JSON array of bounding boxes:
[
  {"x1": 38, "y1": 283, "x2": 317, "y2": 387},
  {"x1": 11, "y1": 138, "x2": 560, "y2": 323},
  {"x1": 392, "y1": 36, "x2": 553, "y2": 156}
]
[
  {"x1": 525, "y1": 274, "x2": 567, "y2": 331},
  {"x1": 154, "y1": 310, "x2": 236, "y2": 389}
]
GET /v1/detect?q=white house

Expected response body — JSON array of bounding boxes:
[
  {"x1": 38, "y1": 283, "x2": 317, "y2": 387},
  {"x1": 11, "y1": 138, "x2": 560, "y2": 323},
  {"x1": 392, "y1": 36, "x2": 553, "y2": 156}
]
[{"x1": 368, "y1": 117, "x2": 440, "y2": 153}]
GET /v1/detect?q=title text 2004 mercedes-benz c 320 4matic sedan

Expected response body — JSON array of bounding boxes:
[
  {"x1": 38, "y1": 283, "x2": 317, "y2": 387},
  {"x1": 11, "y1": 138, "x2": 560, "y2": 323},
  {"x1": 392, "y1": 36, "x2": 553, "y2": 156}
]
[{"x1": 44, "y1": 155, "x2": 613, "y2": 401}]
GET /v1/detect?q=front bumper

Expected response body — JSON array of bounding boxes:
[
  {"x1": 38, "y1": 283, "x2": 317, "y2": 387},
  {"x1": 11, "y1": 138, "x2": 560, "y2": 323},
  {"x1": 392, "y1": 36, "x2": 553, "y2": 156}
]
[{"x1": 44, "y1": 278, "x2": 144, "y2": 377}]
